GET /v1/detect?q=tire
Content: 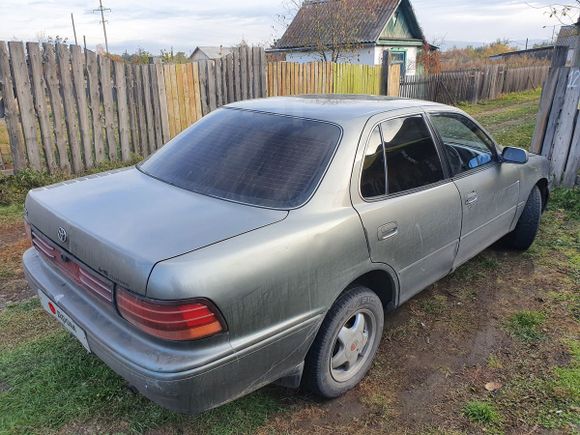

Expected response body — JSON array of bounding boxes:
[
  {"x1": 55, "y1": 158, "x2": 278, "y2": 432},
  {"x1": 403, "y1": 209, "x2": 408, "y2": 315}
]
[
  {"x1": 502, "y1": 185, "x2": 542, "y2": 251},
  {"x1": 303, "y1": 287, "x2": 384, "y2": 398}
]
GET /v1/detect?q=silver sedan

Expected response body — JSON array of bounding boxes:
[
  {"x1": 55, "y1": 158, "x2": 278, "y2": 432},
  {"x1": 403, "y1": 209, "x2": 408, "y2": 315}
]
[{"x1": 23, "y1": 95, "x2": 549, "y2": 414}]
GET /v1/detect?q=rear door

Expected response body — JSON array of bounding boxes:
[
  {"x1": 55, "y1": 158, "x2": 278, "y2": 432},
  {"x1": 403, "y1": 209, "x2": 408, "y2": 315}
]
[
  {"x1": 427, "y1": 111, "x2": 520, "y2": 267},
  {"x1": 352, "y1": 113, "x2": 462, "y2": 304}
]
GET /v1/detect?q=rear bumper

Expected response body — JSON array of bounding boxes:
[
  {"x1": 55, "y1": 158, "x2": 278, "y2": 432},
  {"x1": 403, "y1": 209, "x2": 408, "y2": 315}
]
[{"x1": 23, "y1": 248, "x2": 321, "y2": 414}]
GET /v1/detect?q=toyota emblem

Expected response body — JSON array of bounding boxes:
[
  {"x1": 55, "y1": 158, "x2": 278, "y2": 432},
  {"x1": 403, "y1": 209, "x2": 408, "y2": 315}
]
[{"x1": 57, "y1": 227, "x2": 68, "y2": 243}]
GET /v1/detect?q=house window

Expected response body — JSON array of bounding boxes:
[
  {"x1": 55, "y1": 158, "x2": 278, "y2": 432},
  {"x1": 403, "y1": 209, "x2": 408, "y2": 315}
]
[{"x1": 391, "y1": 51, "x2": 406, "y2": 76}]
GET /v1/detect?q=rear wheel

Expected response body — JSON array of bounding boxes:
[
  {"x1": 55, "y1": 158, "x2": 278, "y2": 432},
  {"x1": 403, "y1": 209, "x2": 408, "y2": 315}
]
[
  {"x1": 303, "y1": 287, "x2": 384, "y2": 398},
  {"x1": 502, "y1": 185, "x2": 542, "y2": 251}
]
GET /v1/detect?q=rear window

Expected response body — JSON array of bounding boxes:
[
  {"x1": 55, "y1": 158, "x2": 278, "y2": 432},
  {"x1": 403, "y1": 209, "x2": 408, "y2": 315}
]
[{"x1": 139, "y1": 108, "x2": 342, "y2": 209}]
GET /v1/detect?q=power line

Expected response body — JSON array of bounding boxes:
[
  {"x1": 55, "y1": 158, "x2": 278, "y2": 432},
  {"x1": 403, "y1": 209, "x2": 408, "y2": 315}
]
[{"x1": 93, "y1": 0, "x2": 111, "y2": 53}]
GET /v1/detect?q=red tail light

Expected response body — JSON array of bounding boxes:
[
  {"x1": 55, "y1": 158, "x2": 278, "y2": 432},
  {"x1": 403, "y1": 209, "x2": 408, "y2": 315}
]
[{"x1": 116, "y1": 288, "x2": 225, "y2": 341}]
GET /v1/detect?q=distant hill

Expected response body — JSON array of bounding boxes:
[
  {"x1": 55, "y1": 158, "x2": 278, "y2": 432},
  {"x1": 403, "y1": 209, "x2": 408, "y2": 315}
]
[{"x1": 439, "y1": 39, "x2": 551, "y2": 52}]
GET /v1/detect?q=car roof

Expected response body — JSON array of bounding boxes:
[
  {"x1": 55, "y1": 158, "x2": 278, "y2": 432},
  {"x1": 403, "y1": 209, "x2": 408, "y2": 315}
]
[{"x1": 225, "y1": 95, "x2": 454, "y2": 125}]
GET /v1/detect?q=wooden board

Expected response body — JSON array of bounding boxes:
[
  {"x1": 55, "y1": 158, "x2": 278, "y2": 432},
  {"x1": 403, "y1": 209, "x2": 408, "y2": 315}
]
[
  {"x1": 86, "y1": 49, "x2": 105, "y2": 163},
  {"x1": 99, "y1": 55, "x2": 117, "y2": 161},
  {"x1": 114, "y1": 62, "x2": 131, "y2": 161},
  {"x1": 8, "y1": 41, "x2": 42, "y2": 170},
  {"x1": 27, "y1": 42, "x2": 56, "y2": 172},
  {"x1": 70, "y1": 45, "x2": 93, "y2": 168},
  {"x1": 0, "y1": 41, "x2": 26, "y2": 170},
  {"x1": 141, "y1": 65, "x2": 156, "y2": 154},
  {"x1": 149, "y1": 64, "x2": 164, "y2": 148},
  {"x1": 155, "y1": 64, "x2": 170, "y2": 143},
  {"x1": 125, "y1": 65, "x2": 139, "y2": 153},
  {"x1": 43, "y1": 43, "x2": 70, "y2": 171},
  {"x1": 56, "y1": 44, "x2": 83, "y2": 172},
  {"x1": 135, "y1": 64, "x2": 148, "y2": 153}
]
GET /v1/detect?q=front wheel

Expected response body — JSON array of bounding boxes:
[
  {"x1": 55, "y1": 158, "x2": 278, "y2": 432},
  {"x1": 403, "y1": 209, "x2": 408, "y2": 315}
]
[
  {"x1": 303, "y1": 287, "x2": 384, "y2": 398},
  {"x1": 502, "y1": 185, "x2": 542, "y2": 251}
]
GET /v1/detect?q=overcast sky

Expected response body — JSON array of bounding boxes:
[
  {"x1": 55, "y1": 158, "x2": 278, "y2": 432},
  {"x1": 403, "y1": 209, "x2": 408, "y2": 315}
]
[{"x1": 0, "y1": 0, "x2": 575, "y2": 53}]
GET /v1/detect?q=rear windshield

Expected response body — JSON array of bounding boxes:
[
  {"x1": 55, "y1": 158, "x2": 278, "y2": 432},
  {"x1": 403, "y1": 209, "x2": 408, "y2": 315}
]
[{"x1": 139, "y1": 108, "x2": 341, "y2": 209}]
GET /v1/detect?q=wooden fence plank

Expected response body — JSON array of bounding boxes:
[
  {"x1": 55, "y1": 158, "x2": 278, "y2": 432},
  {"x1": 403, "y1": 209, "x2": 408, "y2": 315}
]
[
  {"x1": 56, "y1": 44, "x2": 83, "y2": 172},
  {"x1": 530, "y1": 70, "x2": 559, "y2": 154},
  {"x1": 149, "y1": 64, "x2": 163, "y2": 148},
  {"x1": 226, "y1": 54, "x2": 234, "y2": 103},
  {"x1": 86, "y1": 50, "x2": 105, "y2": 163},
  {"x1": 240, "y1": 47, "x2": 248, "y2": 100},
  {"x1": 98, "y1": 55, "x2": 117, "y2": 161},
  {"x1": 155, "y1": 64, "x2": 170, "y2": 143},
  {"x1": 113, "y1": 61, "x2": 131, "y2": 161},
  {"x1": 0, "y1": 41, "x2": 26, "y2": 170},
  {"x1": 214, "y1": 59, "x2": 223, "y2": 107},
  {"x1": 198, "y1": 61, "x2": 209, "y2": 116},
  {"x1": 191, "y1": 62, "x2": 202, "y2": 122},
  {"x1": 125, "y1": 65, "x2": 139, "y2": 153},
  {"x1": 135, "y1": 64, "x2": 148, "y2": 152},
  {"x1": 541, "y1": 68, "x2": 570, "y2": 159},
  {"x1": 550, "y1": 67, "x2": 580, "y2": 183},
  {"x1": 260, "y1": 48, "x2": 267, "y2": 97},
  {"x1": 8, "y1": 41, "x2": 42, "y2": 170},
  {"x1": 233, "y1": 49, "x2": 241, "y2": 101},
  {"x1": 141, "y1": 65, "x2": 156, "y2": 154},
  {"x1": 27, "y1": 42, "x2": 56, "y2": 172},
  {"x1": 162, "y1": 65, "x2": 175, "y2": 139},
  {"x1": 562, "y1": 114, "x2": 580, "y2": 187},
  {"x1": 207, "y1": 60, "x2": 217, "y2": 112},
  {"x1": 70, "y1": 45, "x2": 93, "y2": 168},
  {"x1": 43, "y1": 43, "x2": 70, "y2": 171}
]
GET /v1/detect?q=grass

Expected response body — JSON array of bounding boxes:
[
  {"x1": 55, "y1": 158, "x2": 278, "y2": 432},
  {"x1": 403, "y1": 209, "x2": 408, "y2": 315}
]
[
  {"x1": 0, "y1": 89, "x2": 579, "y2": 434},
  {"x1": 0, "y1": 120, "x2": 8, "y2": 164},
  {"x1": 463, "y1": 401, "x2": 501, "y2": 424},
  {"x1": 505, "y1": 310, "x2": 546, "y2": 342}
]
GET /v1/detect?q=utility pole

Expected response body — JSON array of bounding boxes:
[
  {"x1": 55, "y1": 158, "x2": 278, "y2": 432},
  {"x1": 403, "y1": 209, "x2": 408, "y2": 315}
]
[
  {"x1": 93, "y1": 0, "x2": 111, "y2": 53},
  {"x1": 71, "y1": 13, "x2": 78, "y2": 45}
]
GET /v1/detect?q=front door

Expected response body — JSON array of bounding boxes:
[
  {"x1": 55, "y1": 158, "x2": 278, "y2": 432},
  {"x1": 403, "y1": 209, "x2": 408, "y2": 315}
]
[
  {"x1": 427, "y1": 111, "x2": 520, "y2": 267},
  {"x1": 352, "y1": 114, "x2": 462, "y2": 304}
]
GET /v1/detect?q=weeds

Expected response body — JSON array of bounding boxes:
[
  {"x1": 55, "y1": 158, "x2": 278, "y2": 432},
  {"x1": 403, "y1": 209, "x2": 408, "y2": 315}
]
[
  {"x1": 463, "y1": 401, "x2": 501, "y2": 424},
  {"x1": 506, "y1": 310, "x2": 545, "y2": 342}
]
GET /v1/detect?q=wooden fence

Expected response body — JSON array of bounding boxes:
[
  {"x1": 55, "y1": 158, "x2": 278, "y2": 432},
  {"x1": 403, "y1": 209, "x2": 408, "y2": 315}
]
[
  {"x1": 267, "y1": 61, "x2": 400, "y2": 97},
  {"x1": 400, "y1": 65, "x2": 550, "y2": 105},
  {"x1": 0, "y1": 42, "x2": 266, "y2": 173},
  {"x1": 531, "y1": 45, "x2": 579, "y2": 187}
]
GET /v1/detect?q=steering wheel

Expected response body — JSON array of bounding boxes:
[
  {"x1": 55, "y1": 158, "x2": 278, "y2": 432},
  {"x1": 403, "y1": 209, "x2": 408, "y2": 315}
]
[{"x1": 445, "y1": 145, "x2": 464, "y2": 175}]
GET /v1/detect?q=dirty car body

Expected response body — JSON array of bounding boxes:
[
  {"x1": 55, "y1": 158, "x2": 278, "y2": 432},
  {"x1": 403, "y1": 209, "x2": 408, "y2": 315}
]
[{"x1": 23, "y1": 96, "x2": 550, "y2": 414}]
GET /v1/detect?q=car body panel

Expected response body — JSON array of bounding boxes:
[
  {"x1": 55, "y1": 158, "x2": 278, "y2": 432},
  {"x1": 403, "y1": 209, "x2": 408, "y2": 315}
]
[
  {"x1": 25, "y1": 168, "x2": 287, "y2": 294},
  {"x1": 22, "y1": 96, "x2": 550, "y2": 415}
]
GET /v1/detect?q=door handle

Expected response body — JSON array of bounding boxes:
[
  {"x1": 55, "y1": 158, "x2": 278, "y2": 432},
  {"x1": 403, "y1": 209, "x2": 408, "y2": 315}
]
[
  {"x1": 378, "y1": 222, "x2": 398, "y2": 241},
  {"x1": 465, "y1": 192, "x2": 479, "y2": 206}
]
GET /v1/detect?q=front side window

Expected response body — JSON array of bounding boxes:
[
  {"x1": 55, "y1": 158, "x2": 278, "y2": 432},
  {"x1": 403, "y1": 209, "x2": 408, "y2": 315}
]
[
  {"x1": 139, "y1": 108, "x2": 342, "y2": 209},
  {"x1": 360, "y1": 115, "x2": 445, "y2": 198},
  {"x1": 430, "y1": 113, "x2": 496, "y2": 176}
]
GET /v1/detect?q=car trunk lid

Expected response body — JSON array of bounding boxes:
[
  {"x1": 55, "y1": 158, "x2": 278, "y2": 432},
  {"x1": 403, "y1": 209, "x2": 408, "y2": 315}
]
[{"x1": 25, "y1": 168, "x2": 288, "y2": 295}]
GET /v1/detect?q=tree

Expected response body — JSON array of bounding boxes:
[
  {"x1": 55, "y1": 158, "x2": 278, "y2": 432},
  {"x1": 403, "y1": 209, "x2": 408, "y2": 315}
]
[
  {"x1": 160, "y1": 49, "x2": 189, "y2": 64},
  {"x1": 527, "y1": 1, "x2": 579, "y2": 24},
  {"x1": 276, "y1": 0, "x2": 369, "y2": 62},
  {"x1": 122, "y1": 48, "x2": 153, "y2": 64}
]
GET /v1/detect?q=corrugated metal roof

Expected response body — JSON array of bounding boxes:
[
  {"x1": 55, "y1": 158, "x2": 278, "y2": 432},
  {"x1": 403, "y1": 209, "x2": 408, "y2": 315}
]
[{"x1": 275, "y1": 0, "x2": 407, "y2": 50}]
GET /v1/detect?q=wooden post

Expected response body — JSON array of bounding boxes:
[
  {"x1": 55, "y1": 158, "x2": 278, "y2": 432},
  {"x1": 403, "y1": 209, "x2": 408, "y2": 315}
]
[
  {"x1": 0, "y1": 41, "x2": 26, "y2": 170},
  {"x1": 381, "y1": 50, "x2": 391, "y2": 96}
]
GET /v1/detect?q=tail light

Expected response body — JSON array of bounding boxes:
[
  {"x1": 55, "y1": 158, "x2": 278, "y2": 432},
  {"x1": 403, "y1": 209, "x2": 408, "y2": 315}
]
[{"x1": 116, "y1": 288, "x2": 225, "y2": 341}]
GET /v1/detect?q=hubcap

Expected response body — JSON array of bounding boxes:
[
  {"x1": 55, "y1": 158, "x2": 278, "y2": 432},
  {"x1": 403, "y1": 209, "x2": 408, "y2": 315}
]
[{"x1": 330, "y1": 310, "x2": 375, "y2": 383}]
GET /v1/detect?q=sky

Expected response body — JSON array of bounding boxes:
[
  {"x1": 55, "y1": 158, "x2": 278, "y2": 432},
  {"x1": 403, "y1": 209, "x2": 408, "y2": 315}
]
[{"x1": 0, "y1": 0, "x2": 576, "y2": 54}]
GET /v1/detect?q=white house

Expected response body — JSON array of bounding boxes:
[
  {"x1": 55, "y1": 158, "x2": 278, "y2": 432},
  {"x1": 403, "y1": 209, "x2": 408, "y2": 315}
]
[{"x1": 270, "y1": 0, "x2": 434, "y2": 76}]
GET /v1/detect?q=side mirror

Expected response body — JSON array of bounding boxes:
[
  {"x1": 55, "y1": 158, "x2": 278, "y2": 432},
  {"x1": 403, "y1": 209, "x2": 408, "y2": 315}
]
[{"x1": 501, "y1": 147, "x2": 528, "y2": 165}]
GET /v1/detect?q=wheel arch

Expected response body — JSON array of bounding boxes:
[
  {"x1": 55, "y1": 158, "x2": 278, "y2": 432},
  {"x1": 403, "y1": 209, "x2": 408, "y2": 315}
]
[{"x1": 342, "y1": 268, "x2": 398, "y2": 312}]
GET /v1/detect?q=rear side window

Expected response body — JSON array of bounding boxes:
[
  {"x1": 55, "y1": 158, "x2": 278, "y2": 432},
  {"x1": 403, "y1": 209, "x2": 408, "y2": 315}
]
[
  {"x1": 361, "y1": 126, "x2": 386, "y2": 198},
  {"x1": 139, "y1": 108, "x2": 342, "y2": 209},
  {"x1": 361, "y1": 115, "x2": 444, "y2": 198}
]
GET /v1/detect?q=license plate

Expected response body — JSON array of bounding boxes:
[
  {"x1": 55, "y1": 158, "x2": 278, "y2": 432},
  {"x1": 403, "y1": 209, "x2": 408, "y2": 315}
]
[{"x1": 38, "y1": 290, "x2": 91, "y2": 353}]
